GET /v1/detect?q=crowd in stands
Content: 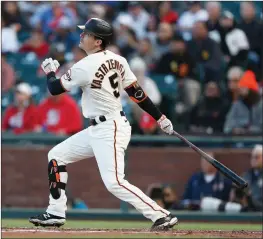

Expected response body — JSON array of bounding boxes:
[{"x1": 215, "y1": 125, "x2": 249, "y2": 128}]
[
  {"x1": 1, "y1": 1, "x2": 263, "y2": 135},
  {"x1": 147, "y1": 144, "x2": 263, "y2": 212},
  {"x1": 2, "y1": 81, "x2": 83, "y2": 136}
]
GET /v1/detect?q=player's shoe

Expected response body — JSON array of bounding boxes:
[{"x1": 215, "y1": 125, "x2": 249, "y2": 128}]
[
  {"x1": 29, "y1": 212, "x2": 65, "y2": 227},
  {"x1": 151, "y1": 214, "x2": 178, "y2": 231}
]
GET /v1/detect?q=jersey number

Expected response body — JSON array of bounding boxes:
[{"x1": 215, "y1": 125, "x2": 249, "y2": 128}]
[{"x1": 109, "y1": 73, "x2": 120, "y2": 98}]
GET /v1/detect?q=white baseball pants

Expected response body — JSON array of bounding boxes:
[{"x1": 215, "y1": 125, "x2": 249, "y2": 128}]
[{"x1": 46, "y1": 113, "x2": 169, "y2": 222}]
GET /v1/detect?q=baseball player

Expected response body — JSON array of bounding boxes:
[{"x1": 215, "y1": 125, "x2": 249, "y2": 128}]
[{"x1": 29, "y1": 18, "x2": 177, "y2": 231}]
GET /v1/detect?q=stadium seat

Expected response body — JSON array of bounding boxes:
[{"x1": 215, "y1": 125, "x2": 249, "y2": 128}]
[
  {"x1": 150, "y1": 74, "x2": 178, "y2": 99},
  {"x1": 17, "y1": 31, "x2": 31, "y2": 43}
]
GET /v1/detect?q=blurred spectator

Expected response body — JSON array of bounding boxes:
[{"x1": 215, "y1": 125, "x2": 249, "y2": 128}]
[
  {"x1": 188, "y1": 21, "x2": 223, "y2": 82},
  {"x1": 114, "y1": 13, "x2": 134, "y2": 33},
  {"x1": 88, "y1": 3, "x2": 107, "y2": 20},
  {"x1": 1, "y1": 17, "x2": 20, "y2": 53},
  {"x1": 66, "y1": 188, "x2": 88, "y2": 210},
  {"x1": 37, "y1": 42, "x2": 67, "y2": 78},
  {"x1": 127, "y1": 1, "x2": 150, "y2": 39},
  {"x1": 177, "y1": 1, "x2": 208, "y2": 41},
  {"x1": 243, "y1": 145, "x2": 263, "y2": 211},
  {"x1": 151, "y1": 22, "x2": 174, "y2": 60},
  {"x1": 2, "y1": 2, "x2": 30, "y2": 32},
  {"x1": 50, "y1": 43, "x2": 67, "y2": 72},
  {"x1": 49, "y1": 16, "x2": 79, "y2": 53},
  {"x1": 145, "y1": 15, "x2": 158, "y2": 43},
  {"x1": 238, "y1": 2, "x2": 262, "y2": 58},
  {"x1": 155, "y1": 34, "x2": 200, "y2": 110},
  {"x1": 230, "y1": 144, "x2": 262, "y2": 212},
  {"x1": 158, "y1": 2, "x2": 178, "y2": 24},
  {"x1": 68, "y1": 2, "x2": 89, "y2": 23},
  {"x1": 114, "y1": 15, "x2": 138, "y2": 59},
  {"x1": 225, "y1": 66, "x2": 244, "y2": 105},
  {"x1": 146, "y1": 183, "x2": 165, "y2": 208},
  {"x1": 2, "y1": 82, "x2": 38, "y2": 134},
  {"x1": 181, "y1": 153, "x2": 232, "y2": 210},
  {"x1": 189, "y1": 81, "x2": 228, "y2": 133},
  {"x1": 36, "y1": 94, "x2": 83, "y2": 136},
  {"x1": 127, "y1": 57, "x2": 161, "y2": 133},
  {"x1": 18, "y1": 2, "x2": 50, "y2": 19},
  {"x1": 67, "y1": 198, "x2": 88, "y2": 210},
  {"x1": 140, "y1": 1, "x2": 159, "y2": 13},
  {"x1": 206, "y1": 2, "x2": 222, "y2": 31},
  {"x1": 224, "y1": 70, "x2": 262, "y2": 134},
  {"x1": 260, "y1": 14, "x2": 263, "y2": 83},
  {"x1": 30, "y1": 2, "x2": 76, "y2": 37},
  {"x1": 130, "y1": 57, "x2": 161, "y2": 105},
  {"x1": 139, "y1": 113, "x2": 158, "y2": 135},
  {"x1": 162, "y1": 184, "x2": 181, "y2": 210},
  {"x1": 238, "y1": 2, "x2": 262, "y2": 77},
  {"x1": 119, "y1": 28, "x2": 138, "y2": 60},
  {"x1": 62, "y1": 2, "x2": 78, "y2": 18},
  {"x1": 103, "y1": 3, "x2": 119, "y2": 22},
  {"x1": 133, "y1": 38, "x2": 157, "y2": 70},
  {"x1": 2, "y1": 1, "x2": 262, "y2": 137},
  {"x1": 19, "y1": 28, "x2": 49, "y2": 59},
  {"x1": 1, "y1": 54, "x2": 16, "y2": 93},
  {"x1": 219, "y1": 11, "x2": 249, "y2": 67},
  {"x1": 206, "y1": 2, "x2": 223, "y2": 44}
]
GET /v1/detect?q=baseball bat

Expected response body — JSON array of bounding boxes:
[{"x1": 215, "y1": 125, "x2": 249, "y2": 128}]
[{"x1": 172, "y1": 131, "x2": 248, "y2": 189}]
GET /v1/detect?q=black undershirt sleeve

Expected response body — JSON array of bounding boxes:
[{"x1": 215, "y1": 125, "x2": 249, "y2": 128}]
[
  {"x1": 47, "y1": 72, "x2": 66, "y2": 95},
  {"x1": 125, "y1": 82, "x2": 162, "y2": 121},
  {"x1": 137, "y1": 97, "x2": 163, "y2": 120}
]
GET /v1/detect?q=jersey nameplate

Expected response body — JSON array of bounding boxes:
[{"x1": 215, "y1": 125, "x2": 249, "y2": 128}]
[{"x1": 91, "y1": 59, "x2": 125, "y2": 89}]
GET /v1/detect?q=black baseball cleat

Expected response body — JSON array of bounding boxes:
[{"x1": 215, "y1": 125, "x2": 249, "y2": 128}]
[
  {"x1": 151, "y1": 214, "x2": 178, "y2": 231},
  {"x1": 29, "y1": 212, "x2": 65, "y2": 227}
]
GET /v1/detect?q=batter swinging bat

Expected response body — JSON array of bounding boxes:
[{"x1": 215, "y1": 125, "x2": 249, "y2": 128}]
[{"x1": 172, "y1": 131, "x2": 248, "y2": 190}]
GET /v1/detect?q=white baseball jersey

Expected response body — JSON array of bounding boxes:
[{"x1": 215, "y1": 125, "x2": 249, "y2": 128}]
[
  {"x1": 60, "y1": 50, "x2": 137, "y2": 118},
  {"x1": 46, "y1": 50, "x2": 171, "y2": 223}
]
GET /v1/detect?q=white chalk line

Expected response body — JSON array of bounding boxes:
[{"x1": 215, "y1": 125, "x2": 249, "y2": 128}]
[
  {"x1": 2, "y1": 228, "x2": 188, "y2": 235},
  {"x1": 3, "y1": 229, "x2": 107, "y2": 233}
]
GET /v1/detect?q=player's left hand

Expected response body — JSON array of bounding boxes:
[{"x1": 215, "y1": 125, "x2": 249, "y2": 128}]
[
  {"x1": 41, "y1": 58, "x2": 60, "y2": 75},
  {"x1": 157, "y1": 115, "x2": 173, "y2": 135}
]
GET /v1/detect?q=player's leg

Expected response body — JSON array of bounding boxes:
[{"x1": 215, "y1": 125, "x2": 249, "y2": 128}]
[
  {"x1": 29, "y1": 128, "x2": 94, "y2": 227},
  {"x1": 91, "y1": 118, "x2": 177, "y2": 230}
]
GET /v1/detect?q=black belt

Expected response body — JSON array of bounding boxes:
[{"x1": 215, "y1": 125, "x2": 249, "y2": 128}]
[{"x1": 89, "y1": 111, "x2": 125, "y2": 126}]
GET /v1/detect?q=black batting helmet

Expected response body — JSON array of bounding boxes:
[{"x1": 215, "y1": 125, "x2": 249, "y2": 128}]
[{"x1": 78, "y1": 18, "x2": 113, "y2": 46}]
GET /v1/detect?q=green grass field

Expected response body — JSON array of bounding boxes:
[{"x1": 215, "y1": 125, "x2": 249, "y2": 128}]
[
  {"x1": 2, "y1": 219, "x2": 262, "y2": 238},
  {"x1": 2, "y1": 219, "x2": 262, "y2": 231}
]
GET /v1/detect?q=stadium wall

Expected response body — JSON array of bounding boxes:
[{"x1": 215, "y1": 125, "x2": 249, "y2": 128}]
[{"x1": 2, "y1": 146, "x2": 251, "y2": 208}]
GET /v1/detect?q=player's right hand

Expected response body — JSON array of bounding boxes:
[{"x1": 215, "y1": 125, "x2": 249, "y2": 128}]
[
  {"x1": 157, "y1": 115, "x2": 173, "y2": 135},
  {"x1": 41, "y1": 58, "x2": 60, "y2": 75}
]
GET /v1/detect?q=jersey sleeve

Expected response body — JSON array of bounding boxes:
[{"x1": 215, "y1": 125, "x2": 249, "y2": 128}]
[
  {"x1": 122, "y1": 58, "x2": 137, "y2": 89},
  {"x1": 60, "y1": 64, "x2": 89, "y2": 91}
]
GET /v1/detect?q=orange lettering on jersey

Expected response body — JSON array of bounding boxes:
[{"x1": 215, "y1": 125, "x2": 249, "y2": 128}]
[{"x1": 91, "y1": 79, "x2": 102, "y2": 89}]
